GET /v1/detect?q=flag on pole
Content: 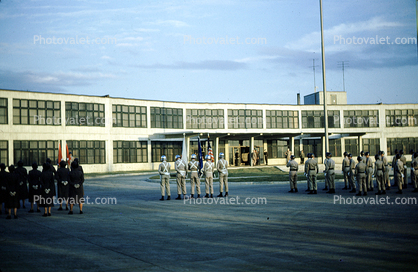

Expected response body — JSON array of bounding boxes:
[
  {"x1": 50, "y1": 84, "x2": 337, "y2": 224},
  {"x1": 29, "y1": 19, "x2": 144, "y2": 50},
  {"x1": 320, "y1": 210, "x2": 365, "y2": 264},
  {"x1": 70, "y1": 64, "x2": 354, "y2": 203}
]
[
  {"x1": 66, "y1": 144, "x2": 71, "y2": 166},
  {"x1": 198, "y1": 136, "x2": 203, "y2": 177},
  {"x1": 58, "y1": 143, "x2": 62, "y2": 165},
  {"x1": 207, "y1": 140, "x2": 214, "y2": 162}
]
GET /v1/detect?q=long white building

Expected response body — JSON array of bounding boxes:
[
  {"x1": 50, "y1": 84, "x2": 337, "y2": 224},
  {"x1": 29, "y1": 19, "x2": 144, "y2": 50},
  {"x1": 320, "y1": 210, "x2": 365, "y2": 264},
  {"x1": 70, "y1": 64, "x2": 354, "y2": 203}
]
[{"x1": 1, "y1": 89, "x2": 417, "y2": 173}]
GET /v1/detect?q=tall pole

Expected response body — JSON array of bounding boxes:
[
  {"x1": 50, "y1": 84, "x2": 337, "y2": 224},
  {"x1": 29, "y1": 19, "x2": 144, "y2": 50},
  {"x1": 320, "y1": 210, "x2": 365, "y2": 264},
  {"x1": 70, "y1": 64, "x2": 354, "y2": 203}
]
[{"x1": 320, "y1": 0, "x2": 329, "y2": 153}]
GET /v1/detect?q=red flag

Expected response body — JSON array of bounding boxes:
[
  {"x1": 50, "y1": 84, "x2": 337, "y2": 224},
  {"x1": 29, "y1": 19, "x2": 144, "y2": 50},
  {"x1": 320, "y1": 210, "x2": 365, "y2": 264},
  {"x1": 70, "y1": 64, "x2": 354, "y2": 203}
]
[
  {"x1": 208, "y1": 141, "x2": 214, "y2": 162},
  {"x1": 66, "y1": 144, "x2": 71, "y2": 166},
  {"x1": 58, "y1": 143, "x2": 62, "y2": 165}
]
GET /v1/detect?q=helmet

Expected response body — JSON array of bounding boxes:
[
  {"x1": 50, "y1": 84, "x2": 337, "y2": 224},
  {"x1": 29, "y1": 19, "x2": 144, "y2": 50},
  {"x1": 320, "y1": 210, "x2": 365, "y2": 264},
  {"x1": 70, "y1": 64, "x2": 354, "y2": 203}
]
[
  {"x1": 205, "y1": 155, "x2": 211, "y2": 160},
  {"x1": 175, "y1": 155, "x2": 181, "y2": 160},
  {"x1": 219, "y1": 152, "x2": 224, "y2": 158},
  {"x1": 290, "y1": 155, "x2": 295, "y2": 159},
  {"x1": 191, "y1": 154, "x2": 196, "y2": 159},
  {"x1": 161, "y1": 155, "x2": 167, "y2": 161},
  {"x1": 326, "y1": 152, "x2": 332, "y2": 157}
]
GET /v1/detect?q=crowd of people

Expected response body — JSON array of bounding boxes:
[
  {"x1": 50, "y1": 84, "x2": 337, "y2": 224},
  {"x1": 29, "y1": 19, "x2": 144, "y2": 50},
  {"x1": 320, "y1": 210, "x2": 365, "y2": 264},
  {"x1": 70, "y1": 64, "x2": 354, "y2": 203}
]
[
  {"x1": 286, "y1": 149, "x2": 418, "y2": 195},
  {"x1": 158, "y1": 152, "x2": 229, "y2": 200},
  {"x1": 0, "y1": 158, "x2": 85, "y2": 219}
]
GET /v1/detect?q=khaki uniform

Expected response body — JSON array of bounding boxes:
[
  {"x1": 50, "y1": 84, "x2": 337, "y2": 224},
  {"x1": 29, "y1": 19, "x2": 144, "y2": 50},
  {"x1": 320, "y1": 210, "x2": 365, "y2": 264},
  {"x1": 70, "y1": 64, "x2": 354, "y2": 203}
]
[
  {"x1": 307, "y1": 158, "x2": 318, "y2": 190},
  {"x1": 175, "y1": 159, "x2": 187, "y2": 195},
  {"x1": 342, "y1": 157, "x2": 350, "y2": 188},
  {"x1": 217, "y1": 159, "x2": 228, "y2": 193},
  {"x1": 412, "y1": 157, "x2": 418, "y2": 189},
  {"x1": 392, "y1": 156, "x2": 398, "y2": 186},
  {"x1": 158, "y1": 161, "x2": 171, "y2": 196},
  {"x1": 400, "y1": 155, "x2": 407, "y2": 187},
  {"x1": 355, "y1": 161, "x2": 367, "y2": 192},
  {"x1": 395, "y1": 160, "x2": 404, "y2": 190},
  {"x1": 325, "y1": 158, "x2": 335, "y2": 190},
  {"x1": 365, "y1": 156, "x2": 374, "y2": 189},
  {"x1": 188, "y1": 160, "x2": 200, "y2": 195},
  {"x1": 382, "y1": 156, "x2": 389, "y2": 188},
  {"x1": 349, "y1": 159, "x2": 356, "y2": 189},
  {"x1": 286, "y1": 160, "x2": 298, "y2": 190},
  {"x1": 411, "y1": 154, "x2": 416, "y2": 186},
  {"x1": 203, "y1": 161, "x2": 214, "y2": 194},
  {"x1": 285, "y1": 150, "x2": 292, "y2": 163},
  {"x1": 374, "y1": 159, "x2": 385, "y2": 191},
  {"x1": 304, "y1": 158, "x2": 311, "y2": 189}
]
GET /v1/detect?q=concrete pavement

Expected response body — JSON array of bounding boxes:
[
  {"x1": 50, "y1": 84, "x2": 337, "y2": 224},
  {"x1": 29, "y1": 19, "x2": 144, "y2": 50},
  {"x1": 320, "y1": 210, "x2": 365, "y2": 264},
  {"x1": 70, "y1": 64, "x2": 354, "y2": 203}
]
[{"x1": 0, "y1": 175, "x2": 417, "y2": 271}]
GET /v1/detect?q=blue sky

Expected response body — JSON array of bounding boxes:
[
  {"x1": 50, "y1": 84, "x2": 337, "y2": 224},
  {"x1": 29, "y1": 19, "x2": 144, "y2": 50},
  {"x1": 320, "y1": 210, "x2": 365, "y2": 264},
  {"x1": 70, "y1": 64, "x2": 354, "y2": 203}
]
[{"x1": 0, "y1": 0, "x2": 417, "y2": 105}]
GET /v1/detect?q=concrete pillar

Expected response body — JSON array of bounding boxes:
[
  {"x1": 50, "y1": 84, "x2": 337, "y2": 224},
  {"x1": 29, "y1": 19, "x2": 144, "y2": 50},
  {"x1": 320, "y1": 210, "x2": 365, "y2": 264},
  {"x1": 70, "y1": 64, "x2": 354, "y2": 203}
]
[
  {"x1": 215, "y1": 137, "x2": 219, "y2": 165},
  {"x1": 147, "y1": 139, "x2": 152, "y2": 168},
  {"x1": 299, "y1": 136, "x2": 304, "y2": 157},
  {"x1": 290, "y1": 136, "x2": 294, "y2": 155},
  {"x1": 107, "y1": 139, "x2": 113, "y2": 172},
  {"x1": 225, "y1": 141, "x2": 230, "y2": 165},
  {"x1": 186, "y1": 136, "x2": 190, "y2": 158},
  {"x1": 250, "y1": 136, "x2": 254, "y2": 166},
  {"x1": 358, "y1": 135, "x2": 363, "y2": 155},
  {"x1": 263, "y1": 140, "x2": 268, "y2": 165}
]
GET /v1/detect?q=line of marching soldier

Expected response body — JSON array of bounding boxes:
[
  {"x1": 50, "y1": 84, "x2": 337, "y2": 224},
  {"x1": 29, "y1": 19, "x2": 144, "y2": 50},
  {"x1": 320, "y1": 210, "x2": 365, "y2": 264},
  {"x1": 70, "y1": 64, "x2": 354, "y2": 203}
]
[
  {"x1": 0, "y1": 158, "x2": 85, "y2": 219},
  {"x1": 158, "y1": 153, "x2": 229, "y2": 200},
  {"x1": 286, "y1": 150, "x2": 418, "y2": 195}
]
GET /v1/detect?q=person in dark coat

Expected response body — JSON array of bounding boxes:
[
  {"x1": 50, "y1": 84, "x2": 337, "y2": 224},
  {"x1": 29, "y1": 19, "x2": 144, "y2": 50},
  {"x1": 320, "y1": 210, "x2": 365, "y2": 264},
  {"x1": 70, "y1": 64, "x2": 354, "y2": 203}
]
[
  {"x1": 39, "y1": 163, "x2": 55, "y2": 217},
  {"x1": 56, "y1": 160, "x2": 70, "y2": 211},
  {"x1": 69, "y1": 160, "x2": 84, "y2": 214},
  {"x1": 46, "y1": 158, "x2": 57, "y2": 197},
  {"x1": 15, "y1": 160, "x2": 28, "y2": 209},
  {"x1": 28, "y1": 162, "x2": 42, "y2": 213},
  {"x1": 5, "y1": 165, "x2": 19, "y2": 219},
  {"x1": 0, "y1": 163, "x2": 8, "y2": 214}
]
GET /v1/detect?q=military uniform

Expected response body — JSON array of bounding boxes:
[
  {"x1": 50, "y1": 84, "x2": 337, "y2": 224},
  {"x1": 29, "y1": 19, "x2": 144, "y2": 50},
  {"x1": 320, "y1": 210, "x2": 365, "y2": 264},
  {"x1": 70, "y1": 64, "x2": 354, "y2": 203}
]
[
  {"x1": 304, "y1": 157, "x2": 311, "y2": 191},
  {"x1": 158, "y1": 161, "x2": 171, "y2": 198},
  {"x1": 394, "y1": 159, "x2": 404, "y2": 192},
  {"x1": 203, "y1": 160, "x2": 214, "y2": 196},
  {"x1": 411, "y1": 153, "x2": 416, "y2": 186},
  {"x1": 349, "y1": 158, "x2": 356, "y2": 191},
  {"x1": 365, "y1": 156, "x2": 373, "y2": 190},
  {"x1": 400, "y1": 154, "x2": 407, "y2": 188},
  {"x1": 307, "y1": 157, "x2": 318, "y2": 193},
  {"x1": 342, "y1": 156, "x2": 350, "y2": 189},
  {"x1": 323, "y1": 157, "x2": 329, "y2": 190},
  {"x1": 286, "y1": 159, "x2": 298, "y2": 192},
  {"x1": 188, "y1": 160, "x2": 200, "y2": 197},
  {"x1": 325, "y1": 157, "x2": 335, "y2": 193},
  {"x1": 175, "y1": 159, "x2": 187, "y2": 197},
  {"x1": 392, "y1": 155, "x2": 398, "y2": 187},
  {"x1": 381, "y1": 154, "x2": 390, "y2": 189},
  {"x1": 355, "y1": 161, "x2": 367, "y2": 195},
  {"x1": 374, "y1": 158, "x2": 386, "y2": 194},
  {"x1": 412, "y1": 156, "x2": 418, "y2": 191},
  {"x1": 217, "y1": 158, "x2": 228, "y2": 196}
]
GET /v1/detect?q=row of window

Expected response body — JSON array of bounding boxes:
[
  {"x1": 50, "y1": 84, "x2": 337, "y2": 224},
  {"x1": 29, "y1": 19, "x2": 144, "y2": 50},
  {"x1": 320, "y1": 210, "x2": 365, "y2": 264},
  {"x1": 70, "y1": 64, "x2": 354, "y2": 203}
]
[
  {"x1": 1, "y1": 97, "x2": 417, "y2": 129},
  {"x1": 2, "y1": 137, "x2": 418, "y2": 167}
]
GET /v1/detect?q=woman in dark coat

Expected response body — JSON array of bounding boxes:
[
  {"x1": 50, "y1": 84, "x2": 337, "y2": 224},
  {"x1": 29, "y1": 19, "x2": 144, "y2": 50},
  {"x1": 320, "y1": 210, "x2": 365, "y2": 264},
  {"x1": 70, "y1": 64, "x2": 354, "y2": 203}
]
[
  {"x1": 39, "y1": 162, "x2": 55, "y2": 217},
  {"x1": 5, "y1": 165, "x2": 19, "y2": 219},
  {"x1": 28, "y1": 162, "x2": 42, "y2": 213},
  {"x1": 0, "y1": 163, "x2": 8, "y2": 214},
  {"x1": 16, "y1": 160, "x2": 28, "y2": 209},
  {"x1": 56, "y1": 160, "x2": 70, "y2": 211},
  {"x1": 69, "y1": 161, "x2": 84, "y2": 214}
]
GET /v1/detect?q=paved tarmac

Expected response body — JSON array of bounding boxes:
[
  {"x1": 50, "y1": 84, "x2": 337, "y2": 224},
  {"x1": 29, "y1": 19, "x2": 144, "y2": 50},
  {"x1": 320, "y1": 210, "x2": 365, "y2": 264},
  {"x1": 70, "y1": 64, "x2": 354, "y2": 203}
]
[{"x1": 0, "y1": 175, "x2": 417, "y2": 272}]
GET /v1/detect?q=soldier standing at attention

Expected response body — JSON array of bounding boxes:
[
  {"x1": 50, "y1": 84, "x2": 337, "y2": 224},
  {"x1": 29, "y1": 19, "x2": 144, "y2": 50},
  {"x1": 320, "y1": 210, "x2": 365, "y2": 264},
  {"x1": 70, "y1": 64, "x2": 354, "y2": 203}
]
[
  {"x1": 307, "y1": 153, "x2": 318, "y2": 194},
  {"x1": 285, "y1": 147, "x2": 292, "y2": 164},
  {"x1": 188, "y1": 154, "x2": 200, "y2": 199},
  {"x1": 300, "y1": 150, "x2": 305, "y2": 164},
  {"x1": 264, "y1": 150, "x2": 268, "y2": 165},
  {"x1": 325, "y1": 153, "x2": 336, "y2": 194},
  {"x1": 304, "y1": 153, "x2": 310, "y2": 192},
  {"x1": 342, "y1": 152, "x2": 350, "y2": 190},
  {"x1": 252, "y1": 149, "x2": 258, "y2": 166},
  {"x1": 28, "y1": 162, "x2": 42, "y2": 213},
  {"x1": 410, "y1": 150, "x2": 415, "y2": 186},
  {"x1": 394, "y1": 154, "x2": 404, "y2": 194},
  {"x1": 355, "y1": 156, "x2": 367, "y2": 196},
  {"x1": 374, "y1": 154, "x2": 386, "y2": 195},
  {"x1": 287, "y1": 155, "x2": 298, "y2": 193},
  {"x1": 365, "y1": 152, "x2": 374, "y2": 191},
  {"x1": 56, "y1": 160, "x2": 70, "y2": 210},
  {"x1": 217, "y1": 153, "x2": 229, "y2": 197},
  {"x1": 400, "y1": 150, "x2": 407, "y2": 189},
  {"x1": 360, "y1": 151, "x2": 365, "y2": 163},
  {"x1": 380, "y1": 151, "x2": 390, "y2": 190},
  {"x1": 348, "y1": 154, "x2": 357, "y2": 193},
  {"x1": 412, "y1": 152, "x2": 418, "y2": 192},
  {"x1": 15, "y1": 160, "x2": 28, "y2": 209},
  {"x1": 203, "y1": 155, "x2": 214, "y2": 198},
  {"x1": 174, "y1": 155, "x2": 187, "y2": 200},
  {"x1": 392, "y1": 149, "x2": 399, "y2": 187},
  {"x1": 158, "y1": 155, "x2": 171, "y2": 201},
  {"x1": 323, "y1": 154, "x2": 329, "y2": 191}
]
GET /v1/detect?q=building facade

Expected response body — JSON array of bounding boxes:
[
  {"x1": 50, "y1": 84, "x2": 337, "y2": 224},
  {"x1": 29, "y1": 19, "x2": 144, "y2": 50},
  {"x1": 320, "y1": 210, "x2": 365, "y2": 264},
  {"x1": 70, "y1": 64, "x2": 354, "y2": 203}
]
[{"x1": 1, "y1": 89, "x2": 418, "y2": 173}]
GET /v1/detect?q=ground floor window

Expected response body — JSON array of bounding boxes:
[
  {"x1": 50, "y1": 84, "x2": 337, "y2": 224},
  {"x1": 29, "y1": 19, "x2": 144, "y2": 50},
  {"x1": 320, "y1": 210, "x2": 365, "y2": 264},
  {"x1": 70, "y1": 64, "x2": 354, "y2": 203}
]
[
  {"x1": 0, "y1": 140, "x2": 8, "y2": 165},
  {"x1": 113, "y1": 141, "x2": 147, "y2": 163},
  {"x1": 267, "y1": 140, "x2": 288, "y2": 159},
  {"x1": 151, "y1": 141, "x2": 182, "y2": 162},
  {"x1": 302, "y1": 139, "x2": 322, "y2": 158},
  {"x1": 329, "y1": 139, "x2": 342, "y2": 157},
  {"x1": 344, "y1": 139, "x2": 358, "y2": 156},
  {"x1": 67, "y1": 140, "x2": 106, "y2": 164},
  {"x1": 387, "y1": 137, "x2": 418, "y2": 155},
  {"x1": 362, "y1": 138, "x2": 381, "y2": 156},
  {"x1": 14, "y1": 140, "x2": 58, "y2": 166}
]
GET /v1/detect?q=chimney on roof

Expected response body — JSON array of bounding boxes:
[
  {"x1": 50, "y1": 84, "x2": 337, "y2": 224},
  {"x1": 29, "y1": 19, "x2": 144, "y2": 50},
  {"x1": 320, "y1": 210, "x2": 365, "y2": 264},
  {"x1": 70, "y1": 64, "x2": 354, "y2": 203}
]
[{"x1": 297, "y1": 93, "x2": 300, "y2": 105}]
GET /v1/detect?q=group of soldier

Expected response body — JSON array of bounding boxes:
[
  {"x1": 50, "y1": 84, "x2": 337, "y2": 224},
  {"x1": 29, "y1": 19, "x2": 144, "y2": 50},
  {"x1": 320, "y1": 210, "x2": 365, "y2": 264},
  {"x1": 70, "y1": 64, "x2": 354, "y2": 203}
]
[
  {"x1": 286, "y1": 149, "x2": 418, "y2": 196},
  {"x1": 0, "y1": 158, "x2": 85, "y2": 219},
  {"x1": 158, "y1": 153, "x2": 229, "y2": 200}
]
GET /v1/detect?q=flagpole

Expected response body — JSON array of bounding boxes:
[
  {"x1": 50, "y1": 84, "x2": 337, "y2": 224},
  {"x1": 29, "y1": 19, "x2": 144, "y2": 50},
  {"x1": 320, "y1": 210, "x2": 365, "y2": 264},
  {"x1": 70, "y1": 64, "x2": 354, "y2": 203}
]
[{"x1": 320, "y1": 0, "x2": 329, "y2": 154}]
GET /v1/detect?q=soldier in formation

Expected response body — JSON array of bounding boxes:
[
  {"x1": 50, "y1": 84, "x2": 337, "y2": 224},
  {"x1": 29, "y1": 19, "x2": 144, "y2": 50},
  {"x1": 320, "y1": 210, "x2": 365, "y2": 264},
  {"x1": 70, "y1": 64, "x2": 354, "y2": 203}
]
[
  {"x1": 286, "y1": 155, "x2": 298, "y2": 193},
  {"x1": 324, "y1": 152, "x2": 335, "y2": 194},
  {"x1": 217, "y1": 153, "x2": 229, "y2": 197},
  {"x1": 188, "y1": 154, "x2": 201, "y2": 198},
  {"x1": 174, "y1": 155, "x2": 188, "y2": 200},
  {"x1": 158, "y1": 155, "x2": 171, "y2": 201}
]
